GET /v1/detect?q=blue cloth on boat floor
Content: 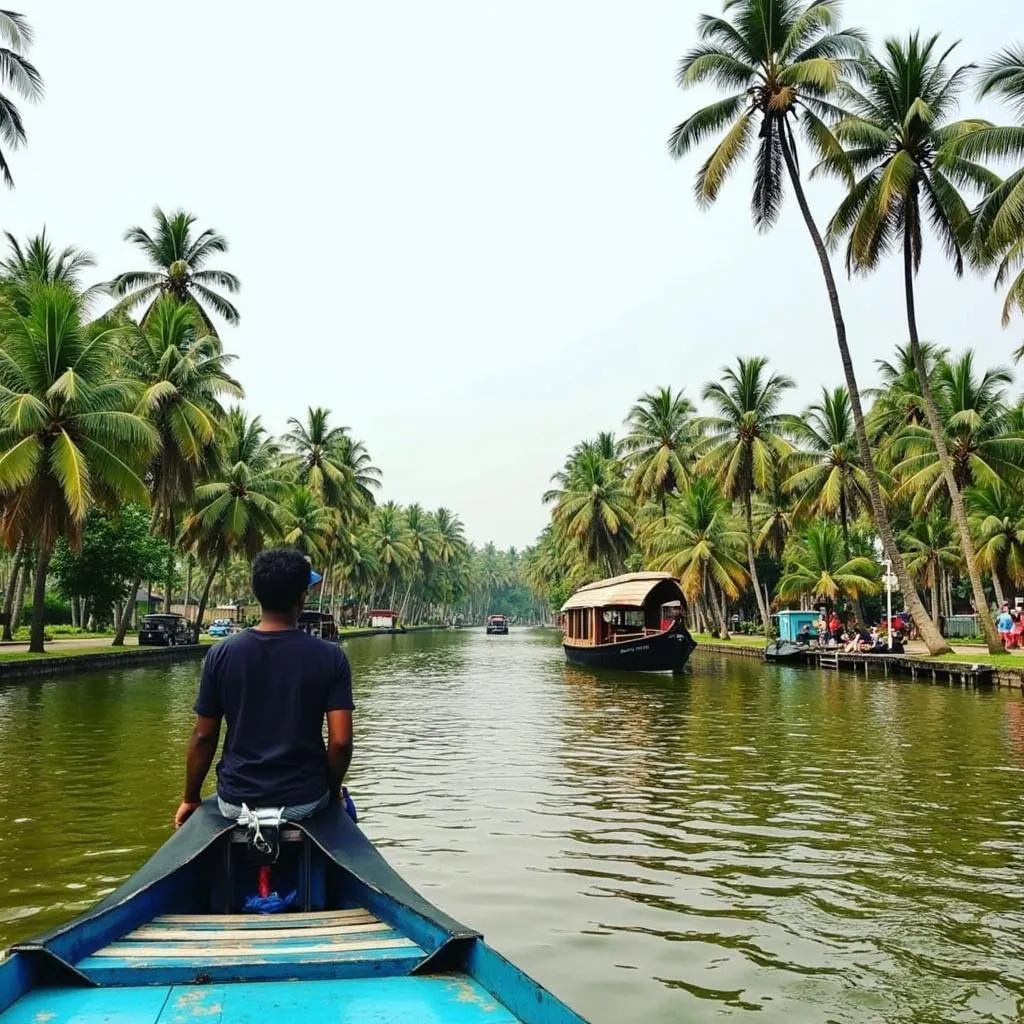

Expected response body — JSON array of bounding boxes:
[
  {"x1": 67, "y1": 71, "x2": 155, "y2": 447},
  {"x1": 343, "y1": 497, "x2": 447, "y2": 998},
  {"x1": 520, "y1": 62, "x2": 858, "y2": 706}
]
[
  {"x1": 243, "y1": 889, "x2": 297, "y2": 914},
  {"x1": 343, "y1": 787, "x2": 358, "y2": 823}
]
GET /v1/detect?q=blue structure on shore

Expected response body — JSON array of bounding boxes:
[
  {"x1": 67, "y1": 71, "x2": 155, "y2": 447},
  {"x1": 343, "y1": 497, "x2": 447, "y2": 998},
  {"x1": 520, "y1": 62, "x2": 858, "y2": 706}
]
[{"x1": 775, "y1": 610, "x2": 819, "y2": 642}]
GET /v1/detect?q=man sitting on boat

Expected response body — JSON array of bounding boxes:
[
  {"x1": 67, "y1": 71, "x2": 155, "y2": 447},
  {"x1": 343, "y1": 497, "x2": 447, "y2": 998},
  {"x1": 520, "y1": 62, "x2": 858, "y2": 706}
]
[{"x1": 174, "y1": 547, "x2": 354, "y2": 829}]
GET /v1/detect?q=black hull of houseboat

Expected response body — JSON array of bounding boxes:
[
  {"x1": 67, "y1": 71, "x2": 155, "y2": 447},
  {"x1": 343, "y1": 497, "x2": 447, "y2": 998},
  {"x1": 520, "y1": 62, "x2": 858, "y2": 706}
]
[{"x1": 564, "y1": 625, "x2": 696, "y2": 674}]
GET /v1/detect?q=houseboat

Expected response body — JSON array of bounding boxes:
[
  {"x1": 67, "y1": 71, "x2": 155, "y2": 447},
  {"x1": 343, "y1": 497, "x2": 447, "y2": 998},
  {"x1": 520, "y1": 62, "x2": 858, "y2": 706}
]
[
  {"x1": 560, "y1": 572, "x2": 696, "y2": 673},
  {"x1": 486, "y1": 614, "x2": 509, "y2": 635}
]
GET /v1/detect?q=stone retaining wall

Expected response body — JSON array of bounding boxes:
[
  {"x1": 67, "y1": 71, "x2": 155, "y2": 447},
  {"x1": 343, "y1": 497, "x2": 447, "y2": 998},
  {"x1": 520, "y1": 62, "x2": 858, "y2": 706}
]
[{"x1": 0, "y1": 643, "x2": 208, "y2": 683}]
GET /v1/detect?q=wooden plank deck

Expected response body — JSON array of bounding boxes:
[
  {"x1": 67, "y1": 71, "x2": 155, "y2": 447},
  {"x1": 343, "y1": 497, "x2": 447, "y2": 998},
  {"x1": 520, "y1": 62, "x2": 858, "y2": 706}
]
[
  {"x1": 75, "y1": 909, "x2": 428, "y2": 986},
  {"x1": 766, "y1": 647, "x2": 996, "y2": 687}
]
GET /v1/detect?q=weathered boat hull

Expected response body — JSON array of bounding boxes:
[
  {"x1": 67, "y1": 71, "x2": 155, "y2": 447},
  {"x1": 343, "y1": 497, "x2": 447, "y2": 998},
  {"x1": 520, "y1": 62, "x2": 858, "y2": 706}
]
[
  {"x1": 764, "y1": 640, "x2": 809, "y2": 662},
  {"x1": 0, "y1": 801, "x2": 587, "y2": 1024},
  {"x1": 563, "y1": 624, "x2": 696, "y2": 673}
]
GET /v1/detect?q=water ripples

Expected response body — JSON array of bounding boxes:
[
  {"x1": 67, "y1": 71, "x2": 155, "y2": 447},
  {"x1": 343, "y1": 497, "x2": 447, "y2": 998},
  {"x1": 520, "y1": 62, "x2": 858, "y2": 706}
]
[{"x1": 2, "y1": 630, "x2": 1024, "y2": 1021}]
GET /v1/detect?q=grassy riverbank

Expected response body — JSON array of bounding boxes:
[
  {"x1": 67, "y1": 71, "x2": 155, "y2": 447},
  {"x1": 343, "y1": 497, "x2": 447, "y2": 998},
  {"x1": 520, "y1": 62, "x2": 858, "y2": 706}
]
[
  {"x1": 0, "y1": 637, "x2": 216, "y2": 663},
  {"x1": 692, "y1": 632, "x2": 765, "y2": 650}
]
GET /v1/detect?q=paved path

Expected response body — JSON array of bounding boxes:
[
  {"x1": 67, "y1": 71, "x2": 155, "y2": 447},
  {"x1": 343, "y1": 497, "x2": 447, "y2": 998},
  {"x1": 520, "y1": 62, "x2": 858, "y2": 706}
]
[
  {"x1": 903, "y1": 640, "x2": 1024, "y2": 657},
  {"x1": 0, "y1": 636, "x2": 139, "y2": 654}
]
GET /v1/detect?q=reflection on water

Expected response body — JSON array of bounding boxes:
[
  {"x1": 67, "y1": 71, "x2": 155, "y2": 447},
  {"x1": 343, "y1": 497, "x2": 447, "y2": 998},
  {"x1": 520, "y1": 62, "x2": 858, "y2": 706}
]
[{"x1": 2, "y1": 629, "x2": 1024, "y2": 1022}]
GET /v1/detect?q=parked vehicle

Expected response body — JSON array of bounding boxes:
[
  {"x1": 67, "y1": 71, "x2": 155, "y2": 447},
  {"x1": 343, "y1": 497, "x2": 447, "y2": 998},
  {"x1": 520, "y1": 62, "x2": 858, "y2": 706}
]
[
  {"x1": 207, "y1": 619, "x2": 233, "y2": 638},
  {"x1": 138, "y1": 613, "x2": 193, "y2": 647}
]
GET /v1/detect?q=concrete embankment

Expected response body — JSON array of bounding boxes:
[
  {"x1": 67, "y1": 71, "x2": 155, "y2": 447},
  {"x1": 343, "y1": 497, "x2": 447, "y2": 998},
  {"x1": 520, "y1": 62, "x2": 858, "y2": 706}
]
[
  {"x1": 0, "y1": 642, "x2": 209, "y2": 683},
  {"x1": 0, "y1": 625, "x2": 451, "y2": 683}
]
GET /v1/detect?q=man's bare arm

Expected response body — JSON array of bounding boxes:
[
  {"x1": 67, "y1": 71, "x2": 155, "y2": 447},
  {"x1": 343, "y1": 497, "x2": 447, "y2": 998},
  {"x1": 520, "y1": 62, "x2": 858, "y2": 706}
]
[
  {"x1": 326, "y1": 709, "x2": 353, "y2": 800},
  {"x1": 174, "y1": 715, "x2": 222, "y2": 828}
]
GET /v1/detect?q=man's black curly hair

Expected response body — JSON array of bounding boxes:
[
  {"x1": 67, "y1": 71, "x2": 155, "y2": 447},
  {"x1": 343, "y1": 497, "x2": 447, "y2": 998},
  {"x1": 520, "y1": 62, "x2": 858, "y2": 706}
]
[{"x1": 251, "y1": 548, "x2": 311, "y2": 614}]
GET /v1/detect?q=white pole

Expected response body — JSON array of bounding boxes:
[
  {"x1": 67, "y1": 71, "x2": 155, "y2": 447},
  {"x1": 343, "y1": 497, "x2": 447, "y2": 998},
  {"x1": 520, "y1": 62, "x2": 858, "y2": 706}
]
[{"x1": 884, "y1": 558, "x2": 893, "y2": 650}]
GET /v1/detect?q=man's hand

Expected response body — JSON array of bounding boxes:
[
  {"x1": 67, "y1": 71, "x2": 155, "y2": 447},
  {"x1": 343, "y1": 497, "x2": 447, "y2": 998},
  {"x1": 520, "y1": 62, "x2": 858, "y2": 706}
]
[{"x1": 174, "y1": 800, "x2": 201, "y2": 829}]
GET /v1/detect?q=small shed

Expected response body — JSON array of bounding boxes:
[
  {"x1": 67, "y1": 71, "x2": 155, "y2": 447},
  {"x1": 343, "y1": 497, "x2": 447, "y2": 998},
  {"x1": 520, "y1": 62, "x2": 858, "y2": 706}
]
[
  {"x1": 775, "y1": 610, "x2": 819, "y2": 642},
  {"x1": 369, "y1": 609, "x2": 398, "y2": 629}
]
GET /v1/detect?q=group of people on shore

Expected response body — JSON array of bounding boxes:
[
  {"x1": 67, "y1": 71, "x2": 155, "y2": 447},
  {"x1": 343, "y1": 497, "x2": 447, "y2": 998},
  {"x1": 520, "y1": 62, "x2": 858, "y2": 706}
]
[
  {"x1": 996, "y1": 604, "x2": 1024, "y2": 650},
  {"x1": 794, "y1": 611, "x2": 908, "y2": 654}
]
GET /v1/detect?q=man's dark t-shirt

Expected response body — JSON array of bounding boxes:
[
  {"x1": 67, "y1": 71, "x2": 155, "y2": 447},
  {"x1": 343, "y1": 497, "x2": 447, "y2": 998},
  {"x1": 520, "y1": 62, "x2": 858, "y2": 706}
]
[{"x1": 194, "y1": 628, "x2": 354, "y2": 806}]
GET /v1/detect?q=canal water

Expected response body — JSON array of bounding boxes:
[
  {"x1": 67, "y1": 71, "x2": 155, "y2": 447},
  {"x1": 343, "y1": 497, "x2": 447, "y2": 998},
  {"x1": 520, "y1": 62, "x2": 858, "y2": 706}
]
[{"x1": 2, "y1": 629, "x2": 1024, "y2": 1023}]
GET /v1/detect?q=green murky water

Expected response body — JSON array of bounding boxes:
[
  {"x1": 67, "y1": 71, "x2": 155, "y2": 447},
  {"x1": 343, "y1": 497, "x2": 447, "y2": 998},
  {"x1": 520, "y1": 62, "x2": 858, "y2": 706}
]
[{"x1": 2, "y1": 629, "x2": 1023, "y2": 1023}]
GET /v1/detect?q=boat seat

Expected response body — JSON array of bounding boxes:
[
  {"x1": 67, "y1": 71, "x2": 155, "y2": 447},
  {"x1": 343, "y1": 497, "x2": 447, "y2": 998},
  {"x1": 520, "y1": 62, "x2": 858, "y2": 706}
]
[{"x1": 75, "y1": 909, "x2": 428, "y2": 985}]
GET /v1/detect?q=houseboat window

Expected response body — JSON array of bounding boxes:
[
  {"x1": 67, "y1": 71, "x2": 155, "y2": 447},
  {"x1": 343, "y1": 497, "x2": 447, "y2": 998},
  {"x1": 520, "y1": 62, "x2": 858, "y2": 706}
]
[
  {"x1": 604, "y1": 609, "x2": 643, "y2": 629},
  {"x1": 581, "y1": 610, "x2": 590, "y2": 640}
]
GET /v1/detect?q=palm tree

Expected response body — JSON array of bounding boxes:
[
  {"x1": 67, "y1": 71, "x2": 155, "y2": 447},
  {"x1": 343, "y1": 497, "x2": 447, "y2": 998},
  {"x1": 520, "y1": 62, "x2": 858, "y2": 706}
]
[
  {"x1": 866, "y1": 342, "x2": 947, "y2": 449},
  {"x1": 115, "y1": 297, "x2": 243, "y2": 633},
  {"x1": 280, "y1": 485, "x2": 336, "y2": 562},
  {"x1": 111, "y1": 207, "x2": 240, "y2": 334},
  {"x1": 433, "y1": 507, "x2": 467, "y2": 566},
  {"x1": 283, "y1": 408, "x2": 356, "y2": 510},
  {"x1": 0, "y1": 11, "x2": 41, "y2": 188},
  {"x1": 776, "y1": 522, "x2": 879, "y2": 611},
  {"x1": 669, "y1": 0, "x2": 950, "y2": 654},
  {"x1": 698, "y1": 356, "x2": 794, "y2": 629},
  {"x1": 0, "y1": 230, "x2": 103, "y2": 308},
  {"x1": 336, "y1": 432, "x2": 382, "y2": 509},
  {"x1": 545, "y1": 447, "x2": 634, "y2": 578},
  {"x1": 823, "y1": 32, "x2": 1004, "y2": 653},
  {"x1": 621, "y1": 386, "x2": 697, "y2": 514},
  {"x1": 964, "y1": 46, "x2": 1024, "y2": 343},
  {"x1": 122, "y1": 298, "x2": 243, "y2": 523},
  {"x1": 179, "y1": 408, "x2": 287, "y2": 630},
  {"x1": 889, "y1": 352, "x2": 1024, "y2": 512},
  {"x1": 368, "y1": 502, "x2": 413, "y2": 609},
  {"x1": 785, "y1": 386, "x2": 872, "y2": 550},
  {"x1": 968, "y1": 483, "x2": 1024, "y2": 607},
  {"x1": 643, "y1": 477, "x2": 748, "y2": 637},
  {"x1": 753, "y1": 470, "x2": 796, "y2": 561},
  {"x1": 0, "y1": 283, "x2": 156, "y2": 651},
  {"x1": 400, "y1": 503, "x2": 440, "y2": 618},
  {"x1": 901, "y1": 514, "x2": 961, "y2": 626}
]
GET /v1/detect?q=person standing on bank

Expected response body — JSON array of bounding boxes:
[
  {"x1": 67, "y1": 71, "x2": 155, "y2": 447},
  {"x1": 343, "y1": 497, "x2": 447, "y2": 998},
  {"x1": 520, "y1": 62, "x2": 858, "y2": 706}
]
[{"x1": 174, "y1": 548, "x2": 354, "y2": 829}]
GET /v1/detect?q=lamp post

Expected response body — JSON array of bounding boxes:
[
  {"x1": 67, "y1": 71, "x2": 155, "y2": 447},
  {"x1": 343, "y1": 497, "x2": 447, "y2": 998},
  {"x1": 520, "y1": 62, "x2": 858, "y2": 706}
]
[{"x1": 883, "y1": 558, "x2": 894, "y2": 651}]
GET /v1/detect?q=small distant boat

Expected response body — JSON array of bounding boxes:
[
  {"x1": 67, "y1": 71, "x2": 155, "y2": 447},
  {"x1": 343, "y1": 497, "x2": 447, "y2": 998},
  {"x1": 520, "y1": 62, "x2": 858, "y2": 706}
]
[
  {"x1": 485, "y1": 614, "x2": 509, "y2": 635},
  {"x1": 559, "y1": 572, "x2": 696, "y2": 673},
  {"x1": 0, "y1": 801, "x2": 587, "y2": 1023}
]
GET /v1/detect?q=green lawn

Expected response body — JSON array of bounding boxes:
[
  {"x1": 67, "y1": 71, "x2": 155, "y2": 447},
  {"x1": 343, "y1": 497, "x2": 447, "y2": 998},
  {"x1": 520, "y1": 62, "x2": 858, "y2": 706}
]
[
  {"x1": 927, "y1": 651, "x2": 1024, "y2": 670},
  {"x1": 0, "y1": 637, "x2": 215, "y2": 663},
  {"x1": 692, "y1": 632, "x2": 765, "y2": 649}
]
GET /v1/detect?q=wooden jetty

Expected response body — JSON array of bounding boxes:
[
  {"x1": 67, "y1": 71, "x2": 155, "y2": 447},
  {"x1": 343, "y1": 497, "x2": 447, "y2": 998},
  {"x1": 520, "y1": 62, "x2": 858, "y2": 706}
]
[{"x1": 777, "y1": 647, "x2": 995, "y2": 688}]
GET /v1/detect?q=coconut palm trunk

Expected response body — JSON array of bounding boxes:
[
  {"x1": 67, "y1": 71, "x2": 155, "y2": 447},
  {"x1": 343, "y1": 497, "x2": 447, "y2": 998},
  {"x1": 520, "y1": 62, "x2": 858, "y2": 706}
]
[
  {"x1": 778, "y1": 134, "x2": 950, "y2": 654},
  {"x1": 992, "y1": 571, "x2": 1007, "y2": 609},
  {"x1": 112, "y1": 575, "x2": 142, "y2": 647},
  {"x1": 11, "y1": 560, "x2": 28, "y2": 632},
  {"x1": 901, "y1": 223, "x2": 1002, "y2": 653},
  {"x1": 1, "y1": 535, "x2": 25, "y2": 641},
  {"x1": 28, "y1": 547, "x2": 51, "y2": 654},
  {"x1": 195, "y1": 554, "x2": 224, "y2": 636},
  {"x1": 744, "y1": 494, "x2": 769, "y2": 630},
  {"x1": 839, "y1": 492, "x2": 865, "y2": 627}
]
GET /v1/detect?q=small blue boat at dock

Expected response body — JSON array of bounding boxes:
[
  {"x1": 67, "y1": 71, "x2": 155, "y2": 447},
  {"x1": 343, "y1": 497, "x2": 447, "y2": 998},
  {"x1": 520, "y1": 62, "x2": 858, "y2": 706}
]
[{"x1": 0, "y1": 801, "x2": 587, "y2": 1024}]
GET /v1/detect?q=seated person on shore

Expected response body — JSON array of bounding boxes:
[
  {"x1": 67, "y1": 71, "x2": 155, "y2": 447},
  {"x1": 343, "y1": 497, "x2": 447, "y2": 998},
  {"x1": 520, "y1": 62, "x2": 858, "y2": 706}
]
[
  {"x1": 174, "y1": 548, "x2": 354, "y2": 829},
  {"x1": 795, "y1": 624, "x2": 813, "y2": 645}
]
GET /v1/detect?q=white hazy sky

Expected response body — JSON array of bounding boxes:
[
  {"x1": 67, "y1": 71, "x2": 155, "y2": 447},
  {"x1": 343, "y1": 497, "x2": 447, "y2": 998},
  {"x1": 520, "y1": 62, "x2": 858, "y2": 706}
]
[{"x1": 8, "y1": 1, "x2": 1023, "y2": 548}]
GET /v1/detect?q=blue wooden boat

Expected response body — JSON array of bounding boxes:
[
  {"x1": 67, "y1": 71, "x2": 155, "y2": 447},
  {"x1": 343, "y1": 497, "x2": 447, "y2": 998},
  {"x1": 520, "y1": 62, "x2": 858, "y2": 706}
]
[{"x1": 0, "y1": 801, "x2": 587, "y2": 1023}]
